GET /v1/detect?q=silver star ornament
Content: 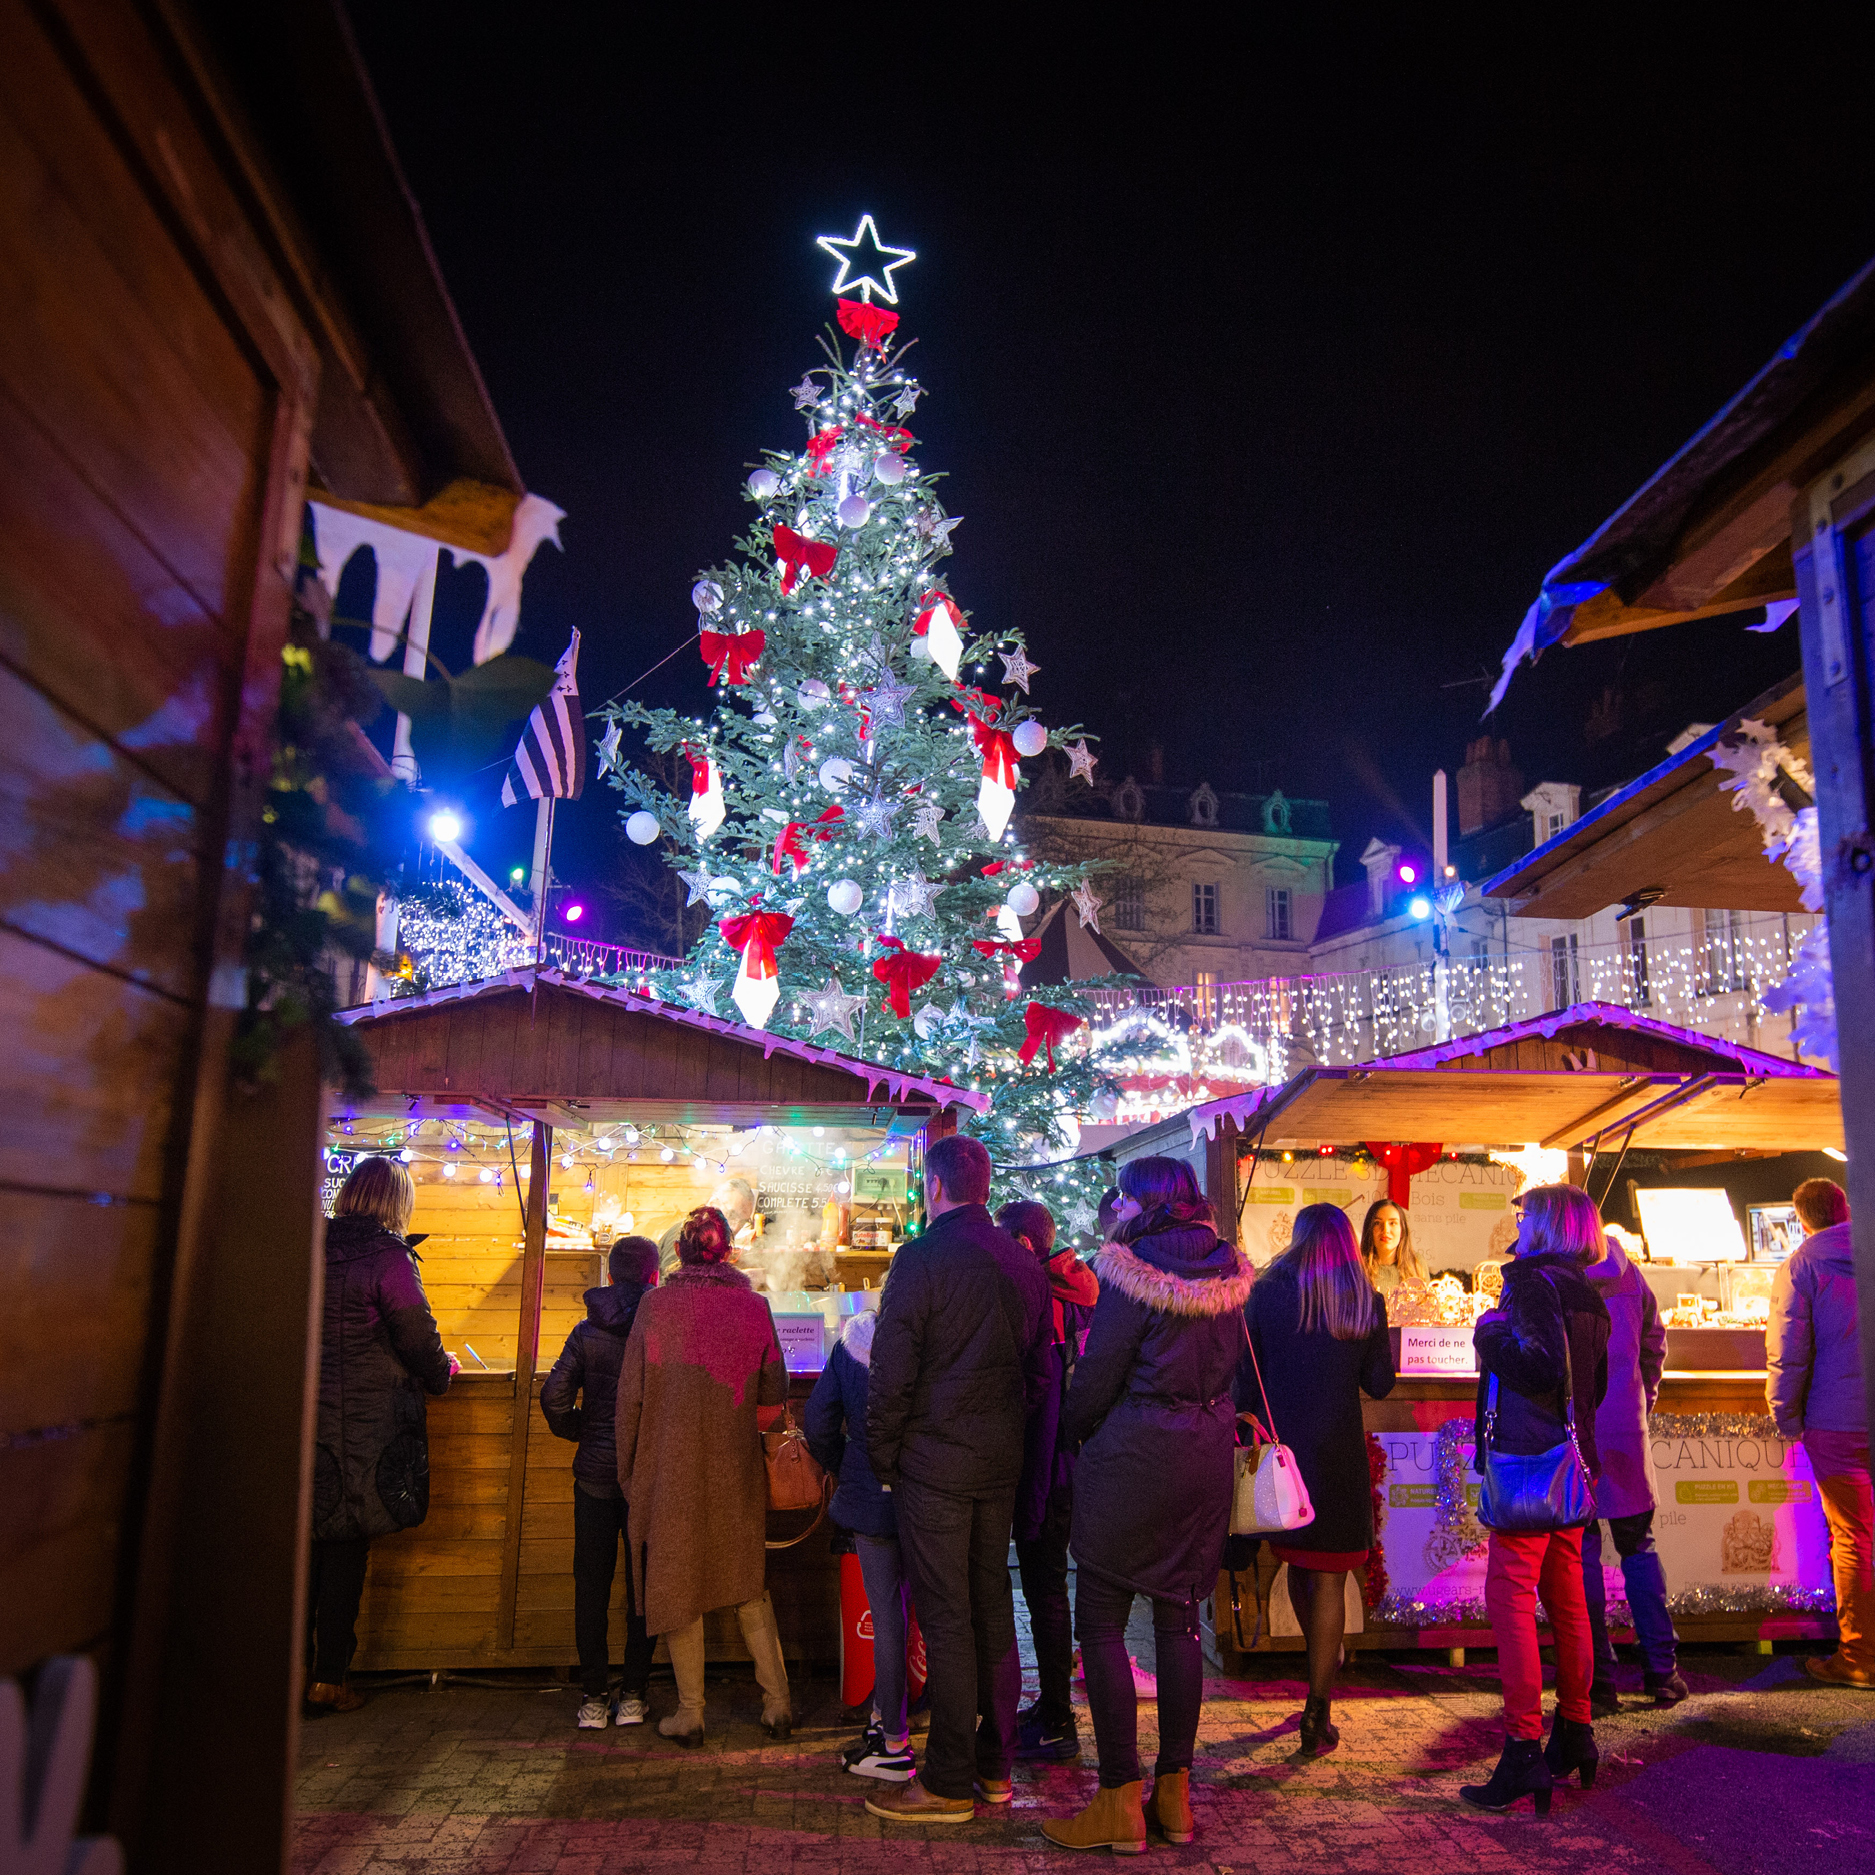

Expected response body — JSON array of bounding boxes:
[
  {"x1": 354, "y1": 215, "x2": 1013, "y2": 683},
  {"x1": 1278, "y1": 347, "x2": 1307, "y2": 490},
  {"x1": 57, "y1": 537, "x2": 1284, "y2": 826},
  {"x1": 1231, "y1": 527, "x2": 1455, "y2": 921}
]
[
  {"x1": 911, "y1": 800, "x2": 946, "y2": 845},
  {"x1": 893, "y1": 382, "x2": 923, "y2": 419},
  {"x1": 679, "y1": 869, "x2": 714, "y2": 908},
  {"x1": 790, "y1": 375, "x2": 821, "y2": 411},
  {"x1": 998, "y1": 645, "x2": 1040, "y2": 693},
  {"x1": 854, "y1": 791, "x2": 900, "y2": 839},
  {"x1": 865, "y1": 674, "x2": 917, "y2": 730},
  {"x1": 597, "y1": 720, "x2": 622, "y2": 773},
  {"x1": 800, "y1": 977, "x2": 866, "y2": 1043},
  {"x1": 1072, "y1": 882, "x2": 1103, "y2": 934},
  {"x1": 1065, "y1": 739, "x2": 1098, "y2": 784},
  {"x1": 679, "y1": 973, "x2": 725, "y2": 1016}
]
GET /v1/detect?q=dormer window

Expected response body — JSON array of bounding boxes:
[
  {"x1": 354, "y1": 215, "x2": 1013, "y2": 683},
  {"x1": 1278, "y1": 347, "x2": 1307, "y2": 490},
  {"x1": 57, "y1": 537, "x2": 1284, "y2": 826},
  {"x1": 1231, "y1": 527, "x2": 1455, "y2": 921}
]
[
  {"x1": 1520, "y1": 781, "x2": 1582, "y2": 849},
  {"x1": 1262, "y1": 790, "x2": 1292, "y2": 835},
  {"x1": 1112, "y1": 776, "x2": 1146, "y2": 822},
  {"x1": 1189, "y1": 782, "x2": 1219, "y2": 828}
]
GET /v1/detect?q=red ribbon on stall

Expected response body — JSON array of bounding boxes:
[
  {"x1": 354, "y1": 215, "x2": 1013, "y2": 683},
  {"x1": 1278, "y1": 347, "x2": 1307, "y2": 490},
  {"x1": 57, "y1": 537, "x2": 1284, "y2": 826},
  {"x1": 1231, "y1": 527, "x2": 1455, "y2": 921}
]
[
  {"x1": 1018, "y1": 1001, "x2": 1085, "y2": 1072},
  {"x1": 771, "y1": 803, "x2": 845, "y2": 875},
  {"x1": 1364, "y1": 1141, "x2": 1444, "y2": 1208},
  {"x1": 872, "y1": 933, "x2": 941, "y2": 1020},
  {"x1": 838, "y1": 300, "x2": 901, "y2": 349},
  {"x1": 774, "y1": 523, "x2": 838, "y2": 594},
  {"x1": 699, "y1": 626, "x2": 765, "y2": 685},
  {"x1": 718, "y1": 909, "x2": 795, "y2": 982}
]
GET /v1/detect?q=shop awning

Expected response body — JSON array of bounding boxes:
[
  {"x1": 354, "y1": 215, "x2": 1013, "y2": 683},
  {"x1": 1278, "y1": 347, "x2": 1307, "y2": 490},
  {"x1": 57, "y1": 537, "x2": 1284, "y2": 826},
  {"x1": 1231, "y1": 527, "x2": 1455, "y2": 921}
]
[
  {"x1": 1489, "y1": 253, "x2": 1875, "y2": 711},
  {"x1": 1480, "y1": 673, "x2": 1809, "y2": 918}
]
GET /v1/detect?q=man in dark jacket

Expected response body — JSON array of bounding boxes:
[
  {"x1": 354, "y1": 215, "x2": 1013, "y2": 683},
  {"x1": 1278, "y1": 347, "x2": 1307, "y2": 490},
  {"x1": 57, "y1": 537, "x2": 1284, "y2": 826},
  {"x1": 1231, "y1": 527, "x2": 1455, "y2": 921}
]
[
  {"x1": 541, "y1": 1235, "x2": 659, "y2": 1727},
  {"x1": 1769, "y1": 1179, "x2": 1871, "y2": 1688},
  {"x1": 863, "y1": 1135, "x2": 1052, "y2": 1825},
  {"x1": 999, "y1": 1199, "x2": 1098, "y2": 1763}
]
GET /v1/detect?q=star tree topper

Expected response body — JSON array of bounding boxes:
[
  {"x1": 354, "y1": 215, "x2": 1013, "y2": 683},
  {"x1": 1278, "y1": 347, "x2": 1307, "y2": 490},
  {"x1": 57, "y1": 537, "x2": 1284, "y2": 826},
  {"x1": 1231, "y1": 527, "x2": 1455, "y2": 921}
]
[{"x1": 816, "y1": 214, "x2": 917, "y2": 304}]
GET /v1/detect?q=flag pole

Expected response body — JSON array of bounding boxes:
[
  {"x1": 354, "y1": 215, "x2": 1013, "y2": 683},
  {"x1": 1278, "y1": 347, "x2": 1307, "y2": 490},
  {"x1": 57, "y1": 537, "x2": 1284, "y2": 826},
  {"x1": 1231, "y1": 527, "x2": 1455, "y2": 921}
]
[{"x1": 530, "y1": 795, "x2": 555, "y2": 964}]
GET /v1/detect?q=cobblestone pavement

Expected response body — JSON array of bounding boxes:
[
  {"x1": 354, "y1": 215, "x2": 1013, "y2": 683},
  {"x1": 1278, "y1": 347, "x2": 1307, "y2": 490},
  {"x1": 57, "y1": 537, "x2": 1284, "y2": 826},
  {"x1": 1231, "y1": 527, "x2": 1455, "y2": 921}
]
[{"x1": 294, "y1": 1643, "x2": 1875, "y2": 1874}]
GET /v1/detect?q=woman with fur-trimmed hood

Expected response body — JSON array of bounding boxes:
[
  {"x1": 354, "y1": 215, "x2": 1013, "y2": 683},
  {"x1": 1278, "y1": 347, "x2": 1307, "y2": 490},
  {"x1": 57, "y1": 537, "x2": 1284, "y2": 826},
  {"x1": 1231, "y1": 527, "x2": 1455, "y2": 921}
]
[{"x1": 1040, "y1": 1156, "x2": 1253, "y2": 1856}]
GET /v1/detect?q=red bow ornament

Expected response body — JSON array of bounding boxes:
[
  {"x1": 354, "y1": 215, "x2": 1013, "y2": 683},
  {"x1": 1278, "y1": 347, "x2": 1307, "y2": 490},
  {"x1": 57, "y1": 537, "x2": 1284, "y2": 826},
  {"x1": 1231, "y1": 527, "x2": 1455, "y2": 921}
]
[
  {"x1": 973, "y1": 934, "x2": 1043, "y2": 1000},
  {"x1": 774, "y1": 523, "x2": 838, "y2": 594},
  {"x1": 719, "y1": 908, "x2": 794, "y2": 1030},
  {"x1": 837, "y1": 299, "x2": 901, "y2": 350},
  {"x1": 1018, "y1": 1001, "x2": 1086, "y2": 1072},
  {"x1": 771, "y1": 803, "x2": 844, "y2": 875},
  {"x1": 804, "y1": 428, "x2": 845, "y2": 477},
  {"x1": 699, "y1": 626, "x2": 765, "y2": 685},
  {"x1": 913, "y1": 589, "x2": 966, "y2": 680},
  {"x1": 872, "y1": 933, "x2": 941, "y2": 1020},
  {"x1": 971, "y1": 717, "x2": 1020, "y2": 842},
  {"x1": 1364, "y1": 1141, "x2": 1444, "y2": 1208},
  {"x1": 854, "y1": 411, "x2": 914, "y2": 451}
]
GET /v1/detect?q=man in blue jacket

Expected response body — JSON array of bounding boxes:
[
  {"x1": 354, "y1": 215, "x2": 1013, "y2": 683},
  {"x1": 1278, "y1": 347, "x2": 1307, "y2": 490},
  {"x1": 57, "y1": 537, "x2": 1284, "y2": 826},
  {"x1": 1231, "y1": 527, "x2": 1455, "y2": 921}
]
[
  {"x1": 541, "y1": 1235, "x2": 659, "y2": 1726},
  {"x1": 863, "y1": 1135, "x2": 1052, "y2": 1824},
  {"x1": 1769, "y1": 1179, "x2": 1871, "y2": 1688}
]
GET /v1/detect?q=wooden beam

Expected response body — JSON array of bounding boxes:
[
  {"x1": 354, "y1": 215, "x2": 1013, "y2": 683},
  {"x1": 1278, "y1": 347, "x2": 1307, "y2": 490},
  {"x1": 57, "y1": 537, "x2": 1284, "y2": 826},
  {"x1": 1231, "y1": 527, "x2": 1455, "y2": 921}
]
[{"x1": 496, "y1": 1122, "x2": 550, "y2": 1651}]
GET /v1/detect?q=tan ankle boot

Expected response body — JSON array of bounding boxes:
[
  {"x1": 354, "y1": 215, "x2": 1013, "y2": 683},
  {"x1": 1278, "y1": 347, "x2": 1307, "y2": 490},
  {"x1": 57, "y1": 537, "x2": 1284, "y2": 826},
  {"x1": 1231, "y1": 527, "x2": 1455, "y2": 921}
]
[
  {"x1": 1145, "y1": 1769, "x2": 1193, "y2": 1842},
  {"x1": 658, "y1": 1617, "x2": 706, "y2": 1744},
  {"x1": 1041, "y1": 1781, "x2": 1146, "y2": 1854},
  {"x1": 736, "y1": 1590, "x2": 792, "y2": 1737}
]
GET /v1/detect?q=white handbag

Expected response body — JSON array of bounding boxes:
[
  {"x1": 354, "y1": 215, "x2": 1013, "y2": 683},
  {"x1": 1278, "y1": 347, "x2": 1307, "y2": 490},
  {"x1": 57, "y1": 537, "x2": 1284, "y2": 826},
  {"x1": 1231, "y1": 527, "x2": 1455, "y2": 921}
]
[{"x1": 1230, "y1": 1315, "x2": 1315, "y2": 1537}]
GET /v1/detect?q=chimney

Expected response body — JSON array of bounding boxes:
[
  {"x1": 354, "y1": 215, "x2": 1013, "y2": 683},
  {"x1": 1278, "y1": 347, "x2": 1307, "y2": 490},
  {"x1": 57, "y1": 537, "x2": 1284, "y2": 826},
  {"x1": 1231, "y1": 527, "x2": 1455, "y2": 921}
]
[
  {"x1": 1456, "y1": 736, "x2": 1524, "y2": 836},
  {"x1": 1147, "y1": 742, "x2": 1165, "y2": 786}
]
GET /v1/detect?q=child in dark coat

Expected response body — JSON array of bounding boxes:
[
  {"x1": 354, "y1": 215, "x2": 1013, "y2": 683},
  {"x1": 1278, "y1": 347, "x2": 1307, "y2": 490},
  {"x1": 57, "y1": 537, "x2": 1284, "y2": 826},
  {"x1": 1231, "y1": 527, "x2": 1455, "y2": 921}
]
[
  {"x1": 805, "y1": 1308, "x2": 917, "y2": 1783},
  {"x1": 540, "y1": 1235, "x2": 658, "y2": 1728}
]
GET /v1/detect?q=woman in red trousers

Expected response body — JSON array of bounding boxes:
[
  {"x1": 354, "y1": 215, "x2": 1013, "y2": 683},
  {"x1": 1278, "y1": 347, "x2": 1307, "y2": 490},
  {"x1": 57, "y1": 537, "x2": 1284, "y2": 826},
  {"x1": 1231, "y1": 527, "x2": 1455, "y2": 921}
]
[{"x1": 1462, "y1": 1184, "x2": 1610, "y2": 1815}]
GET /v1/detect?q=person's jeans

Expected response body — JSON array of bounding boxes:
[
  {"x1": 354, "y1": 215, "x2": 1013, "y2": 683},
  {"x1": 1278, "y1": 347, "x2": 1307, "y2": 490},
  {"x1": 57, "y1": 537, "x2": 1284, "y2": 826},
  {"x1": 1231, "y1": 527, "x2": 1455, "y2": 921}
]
[
  {"x1": 573, "y1": 1487, "x2": 655, "y2": 1699},
  {"x1": 1485, "y1": 1528, "x2": 1592, "y2": 1739},
  {"x1": 894, "y1": 1476, "x2": 1021, "y2": 1801},
  {"x1": 1806, "y1": 1429, "x2": 1875, "y2": 1673},
  {"x1": 308, "y1": 1537, "x2": 371, "y2": 1683},
  {"x1": 1015, "y1": 1474, "x2": 1075, "y2": 1729},
  {"x1": 1075, "y1": 1566, "x2": 1203, "y2": 1788},
  {"x1": 1582, "y1": 1511, "x2": 1678, "y2": 1678},
  {"x1": 856, "y1": 1533, "x2": 911, "y2": 1738}
]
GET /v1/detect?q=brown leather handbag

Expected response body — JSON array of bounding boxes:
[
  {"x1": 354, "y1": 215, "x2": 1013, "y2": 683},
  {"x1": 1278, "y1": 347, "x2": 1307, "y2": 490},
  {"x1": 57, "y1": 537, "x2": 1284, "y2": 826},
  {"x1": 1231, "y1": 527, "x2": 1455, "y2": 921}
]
[{"x1": 763, "y1": 1400, "x2": 829, "y2": 1550}]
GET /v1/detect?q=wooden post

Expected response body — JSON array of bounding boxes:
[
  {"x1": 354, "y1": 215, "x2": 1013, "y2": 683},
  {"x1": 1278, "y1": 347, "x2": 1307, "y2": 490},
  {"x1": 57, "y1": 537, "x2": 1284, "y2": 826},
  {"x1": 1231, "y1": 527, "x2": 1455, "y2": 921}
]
[
  {"x1": 1206, "y1": 1122, "x2": 1240, "y2": 1247},
  {"x1": 497, "y1": 1122, "x2": 552, "y2": 1650}
]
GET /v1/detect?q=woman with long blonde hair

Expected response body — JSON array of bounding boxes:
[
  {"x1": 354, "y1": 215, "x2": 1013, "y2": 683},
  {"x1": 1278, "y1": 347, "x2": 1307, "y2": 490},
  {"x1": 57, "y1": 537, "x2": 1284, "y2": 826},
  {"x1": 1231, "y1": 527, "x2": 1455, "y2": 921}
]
[{"x1": 1240, "y1": 1205, "x2": 1396, "y2": 1755}]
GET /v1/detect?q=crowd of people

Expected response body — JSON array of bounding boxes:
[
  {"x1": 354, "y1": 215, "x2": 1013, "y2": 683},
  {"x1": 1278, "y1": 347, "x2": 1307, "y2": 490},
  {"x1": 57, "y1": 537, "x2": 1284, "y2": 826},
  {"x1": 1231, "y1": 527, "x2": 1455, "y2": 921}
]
[{"x1": 304, "y1": 1145, "x2": 1871, "y2": 1840}]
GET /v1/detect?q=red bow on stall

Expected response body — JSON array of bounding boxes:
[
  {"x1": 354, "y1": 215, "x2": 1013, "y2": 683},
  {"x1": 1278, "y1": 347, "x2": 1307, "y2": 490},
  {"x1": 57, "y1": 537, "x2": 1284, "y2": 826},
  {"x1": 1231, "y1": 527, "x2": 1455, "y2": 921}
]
[
  {"x1": 1018, "y1": 1001, "x2": 1086, "y2": 1072},
  {"x1": 700, "y1": 626, "x2": 765, "y2": 685},
  {"x1": 872, "y1": 933, "x2": 941, "y2": 1020},
  {"x1": 771, "y1": 803, "x2": 844, "y2": 875},
  {"x1": 837, "y1": 299, "x2": 901, "y2": 349},
  {"x1": 719, "y1": 908, "x2": 795, "y2": 978},
  {"x1": 774, "y1": 523, "x2": 838, "y2": 594},
  {"x1": 804, "y1": 429, "x2": 845, "y2": 477},
  {"x1": 1364, "y1": 1141, "x2": 1444, "y2": 1208}
]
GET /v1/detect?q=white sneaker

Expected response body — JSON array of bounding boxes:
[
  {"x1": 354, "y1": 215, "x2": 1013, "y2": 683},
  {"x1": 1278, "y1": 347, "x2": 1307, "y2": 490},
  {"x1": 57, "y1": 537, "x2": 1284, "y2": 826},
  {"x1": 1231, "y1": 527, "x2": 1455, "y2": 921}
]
[
  {"x1": 614, "y1": 1694, "x2": 648, "y2": 1726},
  {"x1": 576, "y1": 1695, "x2": 610, "y2": 1729}
]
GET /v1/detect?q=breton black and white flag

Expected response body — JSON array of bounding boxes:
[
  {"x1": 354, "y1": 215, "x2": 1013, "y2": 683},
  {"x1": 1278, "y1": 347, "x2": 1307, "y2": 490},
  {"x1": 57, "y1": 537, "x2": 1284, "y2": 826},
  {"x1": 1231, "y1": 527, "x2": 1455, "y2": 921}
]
[{"x1": 500, "y1": 630, "x2": 586, "y2": 807}]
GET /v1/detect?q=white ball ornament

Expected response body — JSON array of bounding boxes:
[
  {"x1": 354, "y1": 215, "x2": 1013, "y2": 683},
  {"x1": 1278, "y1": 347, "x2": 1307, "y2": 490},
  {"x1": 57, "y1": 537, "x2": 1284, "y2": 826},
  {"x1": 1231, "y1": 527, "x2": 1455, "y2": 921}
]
[
  {"x1": 747, "y1": 468, "x2": 779, "y2": 500},
  {"x1": 872, "y1": 453, "x2": 906, "y2": 486},
  {"x1": 818, "y1": 757, "x2": 855, "y2": 792},
  {"x1": 626, "y1": 811, "x2": 661, "y2": 846},
  {"x1": 827, "y1": 879, "x2": 864, "y2": 916},
  {"x1": 797, "y1": 679, "x2": 831, "y2": 710},
  {"x1": 1006, "y1": 882, "x2": 1041, "y2": 917},
  {"x1": 1012, "y1": 720, "x2": 1049, "y2": 758},
  {"x1": 908, "y1": 635, "x2": 933, "y2": 662},
  {"x1": 691, "y1": 579, "x2": 723, "y2": 615},
  {"x1": 837, "y1": 494, "x2": 871, "y2": 528}
]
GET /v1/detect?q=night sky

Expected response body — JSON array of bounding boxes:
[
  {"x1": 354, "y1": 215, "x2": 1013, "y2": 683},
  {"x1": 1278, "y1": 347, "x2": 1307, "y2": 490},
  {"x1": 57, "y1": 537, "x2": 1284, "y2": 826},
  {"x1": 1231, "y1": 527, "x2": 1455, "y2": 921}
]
[{"x1": 347, "y1": 17, "x2": 1875, "y2": 949}]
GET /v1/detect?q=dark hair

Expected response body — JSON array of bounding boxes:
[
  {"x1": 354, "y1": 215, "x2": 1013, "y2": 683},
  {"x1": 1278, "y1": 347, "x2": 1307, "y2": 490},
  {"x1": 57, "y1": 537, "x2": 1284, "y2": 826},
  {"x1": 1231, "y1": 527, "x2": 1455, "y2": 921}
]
[
  {"x1": 1274, "y1": 1204, "x2": 1376, "y2": 1340},
  {"x1": 996, "y1": 1200, "x2": 1055, "y2": 1258},
  {"x1": 1116, "y1": 1155, "x2": 1212, "y2": 1242},
  {"x1": 1793, "y1": 1177, "x2": 1850, "y2": 1231},
  {"x1": 607, "y1": 1234, "x2": 659, "y2": 1286},
  {"x1": 1096, "y1": 1186, "x2": 1123, "y2": 1239},
  {"x1": 676, "y1": 1205, "x2": 734, "y2": 1266},
  {"x1": 1358, "y1": 1199, "x2": 1426, "y2": 1285},
  {"x1": 926, "y1": 1133, "x2": 992, "y2": 1206}
]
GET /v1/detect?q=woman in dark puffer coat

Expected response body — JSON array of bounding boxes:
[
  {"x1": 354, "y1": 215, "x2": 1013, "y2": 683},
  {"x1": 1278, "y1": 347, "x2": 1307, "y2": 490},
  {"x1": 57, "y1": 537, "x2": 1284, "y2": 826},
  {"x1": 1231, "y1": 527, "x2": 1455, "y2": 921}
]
[
  {"x1": 1041, "y1": 1157, "x2": 1253, "y2": 1856},
  {"x1": 1461, "y1": 1183, "x2": 1610, "y2": 1817},
  {"x1": 309, "y1": 1156, "x2": 454, "y2": 1713}
]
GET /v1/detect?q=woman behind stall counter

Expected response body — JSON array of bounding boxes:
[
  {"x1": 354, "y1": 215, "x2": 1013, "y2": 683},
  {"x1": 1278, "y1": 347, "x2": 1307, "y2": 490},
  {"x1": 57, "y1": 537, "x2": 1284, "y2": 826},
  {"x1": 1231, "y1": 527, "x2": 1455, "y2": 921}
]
[
  {"x1": 308, "y1": 1156, "x2": 457, "y2": 1715},
  {"x1": 1359, "y1": 1199, "x2": 1425, "y2": 1297}
]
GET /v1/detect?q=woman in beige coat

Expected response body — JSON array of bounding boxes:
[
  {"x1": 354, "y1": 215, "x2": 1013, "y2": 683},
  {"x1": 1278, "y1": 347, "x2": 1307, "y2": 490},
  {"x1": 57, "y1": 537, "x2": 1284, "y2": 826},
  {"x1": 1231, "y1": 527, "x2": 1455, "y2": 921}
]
[{"x1": 615, "y1": 1205, "x2": 791, "y2": 1744}]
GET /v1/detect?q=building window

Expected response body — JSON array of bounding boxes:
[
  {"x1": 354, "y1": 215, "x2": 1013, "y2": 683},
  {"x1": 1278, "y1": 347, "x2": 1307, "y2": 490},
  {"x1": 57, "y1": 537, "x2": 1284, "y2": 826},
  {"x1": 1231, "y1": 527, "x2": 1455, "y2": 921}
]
[
  {"x1": 1266, "y1": 886, "x2": 1292, "y2": 941},
  {"x1": 1549, "y1": 933, "x2": 1580, "y2": 1011},
  {"x1": 1114, "y1": 874, "x2": 1145, "y2": 932},
  {"x1": 1625, "y1": 916, "x2": 1651, "y2": 1008},
  {"x1": 1192, "y1": 882, "x2": 1219, "y2": 934},
  {"x1": 1699, "y1": 908, "x2": 1746, "y2": 993},
  {"x1": 1545, "y1": 810, "x2": 1568, "y2": 842},
  {"x1": 1194, "y1": 969, "x2": 1217, "y2": 1025}
]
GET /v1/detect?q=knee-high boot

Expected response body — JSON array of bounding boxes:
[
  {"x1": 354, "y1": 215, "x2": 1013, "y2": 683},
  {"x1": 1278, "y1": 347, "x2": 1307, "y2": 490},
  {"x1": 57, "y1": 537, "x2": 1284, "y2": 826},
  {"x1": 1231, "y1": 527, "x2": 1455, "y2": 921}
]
[
  {"x1": 659, "y1": 1618, "x2": 706, "y2": 1745},
  {"x1": 737, "y1": 1591, "x2": 793, "y2": 1738}
]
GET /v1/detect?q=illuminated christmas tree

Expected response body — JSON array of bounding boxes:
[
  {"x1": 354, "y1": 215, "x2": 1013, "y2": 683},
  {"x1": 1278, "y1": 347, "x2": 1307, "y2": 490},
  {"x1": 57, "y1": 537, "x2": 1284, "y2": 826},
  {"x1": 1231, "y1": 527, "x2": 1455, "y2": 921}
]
[{"x1": 601, "y1": 220, "x2": 1117, "y2": 1217}]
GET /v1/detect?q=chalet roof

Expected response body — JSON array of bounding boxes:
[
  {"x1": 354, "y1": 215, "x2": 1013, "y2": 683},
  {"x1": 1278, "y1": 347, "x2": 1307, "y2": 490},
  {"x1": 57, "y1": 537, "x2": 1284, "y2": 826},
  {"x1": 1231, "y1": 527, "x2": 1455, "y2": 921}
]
[
  {"x1": 1018, "y1": 901, "x2": 1146, "y2": 988},
  {"x1": 336, "y1": 969, "x2": 987, "y2": 1120},
  {"x1": 1481, "y1": 672, "x2": 1808, "y2": 918}
]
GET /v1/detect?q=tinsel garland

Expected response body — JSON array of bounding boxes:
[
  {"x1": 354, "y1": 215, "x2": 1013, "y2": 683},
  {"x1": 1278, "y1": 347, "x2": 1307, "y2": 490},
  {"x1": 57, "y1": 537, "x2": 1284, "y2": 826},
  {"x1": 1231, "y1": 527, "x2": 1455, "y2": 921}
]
[{"x1": 1365, "y1": 1431, "x2": 1389, "y2": 1609}]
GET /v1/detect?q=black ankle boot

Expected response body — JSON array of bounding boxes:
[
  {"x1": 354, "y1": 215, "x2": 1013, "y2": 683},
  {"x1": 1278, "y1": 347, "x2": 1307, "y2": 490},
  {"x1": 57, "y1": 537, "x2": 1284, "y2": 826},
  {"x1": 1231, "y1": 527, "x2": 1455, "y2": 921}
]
[
  {"x1": 1296, "y1": 1694, "x2": 1339, "y2": 1757},
  {"x1": 1459, "y1": 1738, "x2": 1553, "y2": 1814},
  {"x1": 1542, "y1": 1714, "x2": 1598, "y2": 1788}
]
